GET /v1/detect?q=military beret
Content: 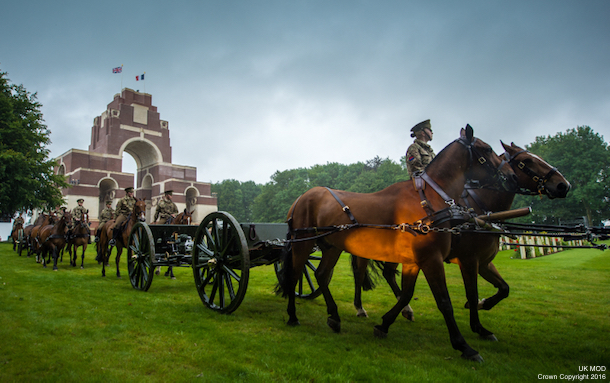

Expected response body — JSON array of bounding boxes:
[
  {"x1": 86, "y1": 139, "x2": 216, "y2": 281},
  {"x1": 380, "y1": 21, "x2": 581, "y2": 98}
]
[
  {"x1": 77, "y1": 198, "x2": 84, "y2": 203},
  {"x1": 105, "y1": 200, "x2": 112, "y2": 205},
  {"x1": 411, "y1": 119, "x2": 432, "y2": 133},
  {"x1": 125, "y1": 187, "x2": 134, "y2": 193},
  {"x1": 164, "y1": 190, "x2": 173, "y2": 196}
]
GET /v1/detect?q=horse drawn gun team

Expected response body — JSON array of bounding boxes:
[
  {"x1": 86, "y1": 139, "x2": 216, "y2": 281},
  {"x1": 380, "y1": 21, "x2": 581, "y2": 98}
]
[{"x1": 8, "y1": 123, "x2": 608, "y2": 362}]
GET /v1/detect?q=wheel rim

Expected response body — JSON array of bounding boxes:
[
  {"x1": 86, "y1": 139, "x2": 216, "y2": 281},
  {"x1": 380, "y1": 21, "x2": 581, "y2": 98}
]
[
  {"x1": 127, "y1": 222, "x2": 155, "y2": 291},
  {"x1": 192, "y1": 212, "x2": 249, "y2": 314}
]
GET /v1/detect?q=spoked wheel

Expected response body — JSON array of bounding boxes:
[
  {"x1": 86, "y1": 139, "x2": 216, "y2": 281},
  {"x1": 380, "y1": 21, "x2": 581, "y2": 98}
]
[
  {"x1": 17, "y1": 229, "x2": 24, "y2": 256},
  {"x1": 274, "y1": 253, "x2": 323, "y2": 299},
  {"x1": 192, "y1": 211, "x2": 250, "y2": 314},
  {"x1": 127, "y1": 222, "x2": 155, "y2": 291}
]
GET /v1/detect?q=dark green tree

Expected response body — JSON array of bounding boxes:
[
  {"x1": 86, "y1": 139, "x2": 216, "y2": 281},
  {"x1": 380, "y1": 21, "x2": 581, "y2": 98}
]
[
  {"x1": 512, "y1": 126, "x2": 609, "y2": 226},
  {"x1": 0, "y1": 69, "x2": 68, "y2": 218},
  {"x1": 211, "y1": 179, "x2": 261, "y2": 222}
]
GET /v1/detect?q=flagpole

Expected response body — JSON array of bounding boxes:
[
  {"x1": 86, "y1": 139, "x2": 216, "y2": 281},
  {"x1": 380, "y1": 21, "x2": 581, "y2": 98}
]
[
  {"x1": 120, "y1": 64, "x2": 124, "y2": 92},
  {"x1": 143, "y1": 71, "x2": 146, "y2": 93}
]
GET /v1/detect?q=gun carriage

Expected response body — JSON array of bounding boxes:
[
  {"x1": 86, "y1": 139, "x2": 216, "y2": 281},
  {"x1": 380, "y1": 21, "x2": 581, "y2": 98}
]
[{"x1": 126, "y1": 211, "x2": 320, "y2": 314}]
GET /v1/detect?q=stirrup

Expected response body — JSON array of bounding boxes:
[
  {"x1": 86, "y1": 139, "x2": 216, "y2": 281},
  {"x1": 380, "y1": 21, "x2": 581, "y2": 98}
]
[
  {"x1": 109, "y1": 238, "x2": 116, "y2": 246},
  {"x1": 94, "y1": 236, "x2": 99, "y2": 243}
]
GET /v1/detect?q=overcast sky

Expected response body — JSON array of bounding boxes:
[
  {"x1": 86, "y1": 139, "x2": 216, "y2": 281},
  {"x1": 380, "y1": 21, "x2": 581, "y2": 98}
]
[{"x1": 2, "y1": 0, "x2": 609, "y2": 185}]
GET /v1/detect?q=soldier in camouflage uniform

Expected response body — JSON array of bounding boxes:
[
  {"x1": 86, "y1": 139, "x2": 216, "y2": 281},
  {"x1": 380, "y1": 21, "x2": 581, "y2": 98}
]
[
  {"x1": 110, "y1": 187, "x2": 136, "y2": 246},
  {"x1": 94, "y1": 200, "x2": 114, "y2": 243},
  {"x1": 154, "y1": 190, "x2": 178, "y2": 224},
  {"x1": 72, "y1": 199, "x2": 89, "y2": 224},
  {"x1": 406, "y1": 119, "x2": 435, "y2": 177}
]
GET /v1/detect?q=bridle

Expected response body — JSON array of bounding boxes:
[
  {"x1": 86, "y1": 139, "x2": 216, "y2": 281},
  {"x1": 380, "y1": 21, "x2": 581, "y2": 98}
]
[
  {"x1": 458, "y1": 136, "x2": 514, "y2": 193},
  {"x1": 502, "y1": 149, "x2": 557, "y2": 196}
]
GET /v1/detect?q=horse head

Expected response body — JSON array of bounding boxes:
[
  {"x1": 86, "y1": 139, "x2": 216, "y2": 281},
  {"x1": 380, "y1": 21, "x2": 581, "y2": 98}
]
[
  {"x1": 80, "y1": 211, "x2": 89, "y2": 228},
  {"x1": 178, "y1": 209, "x2": 193, "y2": 225},
  {"x1": 62, "y1": 211, "x2": 74, "y2": 230},
  {"x1": 456, "y1": 125, "x2": 518, "y2": 193},
  {"x1": 134, "y1": 198, "x2": 147, "y2": 222},
  {"x1": 501, "y1": 142, "x2": 571, "y2": 199}
]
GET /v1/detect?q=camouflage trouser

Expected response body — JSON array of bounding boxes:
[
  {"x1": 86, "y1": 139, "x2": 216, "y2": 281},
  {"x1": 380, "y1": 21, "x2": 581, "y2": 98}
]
[{"x1": 157, "y1": 216, "x2": 171, "y2": 224}]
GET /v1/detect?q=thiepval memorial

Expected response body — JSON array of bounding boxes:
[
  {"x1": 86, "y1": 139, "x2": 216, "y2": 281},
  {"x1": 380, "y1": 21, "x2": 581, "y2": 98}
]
[{"x1": 55, "y1": 88, "x2": 217, "y2": 227}]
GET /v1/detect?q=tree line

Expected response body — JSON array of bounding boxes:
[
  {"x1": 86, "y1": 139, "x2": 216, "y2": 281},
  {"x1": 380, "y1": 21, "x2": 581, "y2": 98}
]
[{"x1": 213, "y1": 126, "x2": 609, "y2": 226}]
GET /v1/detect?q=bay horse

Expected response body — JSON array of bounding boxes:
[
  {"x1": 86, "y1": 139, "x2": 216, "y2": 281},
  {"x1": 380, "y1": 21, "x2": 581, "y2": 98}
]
[
  {"x1": 11, "y1": 221, "x2": 24, "y2": 252},
  {"x1": 66, "y1": 211, "x2": 90, "y2": 268},
  {"x1": 38, "y1": 211, "x2": 73, "y2": 270},
  {"x1": 21, "y1": 214, "x2": 47, "y2": 256},
  {"x1": 351, "y1": 142, "x2": 571, "y2": 341},
  {"x1": 153, "y1": 209, "x2": 194, "y2": 279},
  {"x1": 279, "y1": 126, "x2": 517, "y2": 361},
  {"x1": 29, "y1": 213, "x2": 57, "y2": 260},
  {"x1": 97, "y1": 198, "x2": 146, "y2": 277}
]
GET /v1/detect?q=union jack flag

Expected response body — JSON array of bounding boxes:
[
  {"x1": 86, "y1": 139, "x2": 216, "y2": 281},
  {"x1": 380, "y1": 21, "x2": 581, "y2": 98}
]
[{"x1": 112, "y1": 66, "x2": 122, "y2": 74}]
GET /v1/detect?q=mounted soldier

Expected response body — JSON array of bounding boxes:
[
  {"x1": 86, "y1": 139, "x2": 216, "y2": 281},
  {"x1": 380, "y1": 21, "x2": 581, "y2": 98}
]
[
  {"x1": 94, "y1": 200, "x2": 114, "y2": 243},
  {"x1": 154, "y1": 190, "x2": 179, "y2": 224},
  {"x1": 71, "y1": 198, "x2": 91, "y2": 243},
  {"x1": 110, "y1": 187, "x2": 136, "y2": 246},
  {"x1": 405, "y1": 119, "x2": 435, "y2": 176}
]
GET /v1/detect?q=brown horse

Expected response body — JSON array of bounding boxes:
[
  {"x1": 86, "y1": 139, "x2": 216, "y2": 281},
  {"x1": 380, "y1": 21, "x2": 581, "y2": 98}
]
[
  {"x1": 351, "y1": 142, "x2": 571, "y2": 341},
  {"x1": 153, "y1": 209, "x2": 194, "y2": 279},
  {"x1": 11, "y1": 221, "x2": 24, "y2": 252},
  {"x1": 278, "y1": 126, "x2": 517, "y2": 362},
  {"x1": 97, "y1": 198, "x2": 147, "y2": 277},
  {"x1": 38, "y1": 211, "x2": 73, "y2": 270},
  {"x1": 66, "y1": 211, "x2": 90, "y2": 268},
  {"x1": 29, "y1": 213, "x2": 57, "y2": 260}
]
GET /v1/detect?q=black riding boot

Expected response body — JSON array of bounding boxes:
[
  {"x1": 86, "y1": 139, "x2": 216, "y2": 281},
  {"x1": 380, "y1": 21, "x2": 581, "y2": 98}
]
[{"x1": 109, "y1": 228, "x2": 120, "y2": 246}]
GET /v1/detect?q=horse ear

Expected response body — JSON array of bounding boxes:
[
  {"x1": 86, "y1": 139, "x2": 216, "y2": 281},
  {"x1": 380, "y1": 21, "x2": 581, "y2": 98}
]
[
  {"x1": 501, "y1": 140, "x2": 510, "y2": 152},
  {"x1": 460, "y1": 124, "x2": 474, "y2": 142}
]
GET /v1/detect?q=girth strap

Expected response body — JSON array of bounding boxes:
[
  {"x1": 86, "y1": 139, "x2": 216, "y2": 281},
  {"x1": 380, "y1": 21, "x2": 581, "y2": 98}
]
[{"x1": 325, "y1": 187, "x2": 359, "y2": 224}]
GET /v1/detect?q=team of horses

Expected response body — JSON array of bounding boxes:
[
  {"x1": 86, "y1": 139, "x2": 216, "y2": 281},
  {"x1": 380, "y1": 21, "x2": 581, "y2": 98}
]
[
  {"x1": 278, "y1": 125, "x2": 570, "y2": 362},
  {"x1": 8, "y1": 124, "x2": 570, "y2": 362}
]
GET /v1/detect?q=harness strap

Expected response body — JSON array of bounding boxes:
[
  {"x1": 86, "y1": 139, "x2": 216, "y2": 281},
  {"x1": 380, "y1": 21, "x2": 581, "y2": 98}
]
[{"x1": 325, "y1": 187, "x2": 358, "y2": 224}]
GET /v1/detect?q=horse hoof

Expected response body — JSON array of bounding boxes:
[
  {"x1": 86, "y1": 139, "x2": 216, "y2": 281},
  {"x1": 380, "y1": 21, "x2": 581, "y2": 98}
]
[
  {"x1": 461, "y1": 352, "x2": 484, "y2": 363},
  {"x1": 373, "y1": 326, "x2": 388, "y2": 339},
  {"x1": 356, "y1": 308, "x2": 368, "y2": 318},
  {"x1": 287, "y1": 319, "x2": 300, "y2": 327},
  {"x1": 401, "y1": 309, "x2": 414, "y2": 322},
  {"x1": 155, "y1": 270, "x2": 160, "y2": 275},
  {"x1": 477, "y1": 299, "x2": 487, "y2": 310},
  {"x1": 481, "y1": 333, "x2": 498, "y2": 342},
  {"x1": 80, "y1": 266, "x2": 84, "y2": 269},
  {"x1": 327, "y1": 317, "x2": 341, "y2": 333},
  {"x1": 171, "y1": 277, "x2": 176, "y2": 280}
]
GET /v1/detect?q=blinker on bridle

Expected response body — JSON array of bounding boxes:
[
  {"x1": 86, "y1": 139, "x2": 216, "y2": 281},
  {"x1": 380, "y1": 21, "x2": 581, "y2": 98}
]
[
  {"x1": 503, "y1": 149, "x2": 557, "y2": 195},
  {"x1": 457, "y1": 136, "x2": 513, "y2": 192}
]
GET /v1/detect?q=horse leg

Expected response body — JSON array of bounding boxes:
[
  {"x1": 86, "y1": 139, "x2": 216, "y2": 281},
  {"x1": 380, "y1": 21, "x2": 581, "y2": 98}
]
[
  {"x1": 352, "y1": 255, "x2": 369, "y2": 317},
  {"x1": 474, "y1": 261, "x2": 509, "y2": 311},
  {"x1": 421, "y1": 259, "x2": 482, "y2": 362},
  {"x1": 115, "y1": 247, "x2": 122, "y2": 278},
  {"x1": 375, "y1": 264, "x2": 419, "y2": 338},
  {"x1": 80, "y1": 245, "x2": 86, "y2": 269},
  {"x1": 383, "y1": 262, "x2": 414, "y2": 321},
  {"x1": 156, "y1": 266, "x2": 161, "y2": 275},
  {"x1": 317, "y1": 246, "x2": 343, "y2": 332},
  {"x1": 168, "y1": 266, "x2": 176, "y2": 279},
  {"x1": 283, "y1": 241, "x2": 313, "y2": 327},
  {"x1": 52, "y1": 247, "x2": 59, "y2": 271},
  {"x1": 458, "y1": 258, "x2": 497, "y2": 341}
]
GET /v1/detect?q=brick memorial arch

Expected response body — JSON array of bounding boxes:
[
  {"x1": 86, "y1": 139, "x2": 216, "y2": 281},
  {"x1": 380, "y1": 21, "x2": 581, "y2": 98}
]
[{"x1": 55, "y1": 88, "x2": 217, "y2": 227}]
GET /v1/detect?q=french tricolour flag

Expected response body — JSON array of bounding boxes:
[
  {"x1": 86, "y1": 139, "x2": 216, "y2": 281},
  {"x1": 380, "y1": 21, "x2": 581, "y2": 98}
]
[{"x1": 136, "y1": 73, "x2": 145, "y2": 81}]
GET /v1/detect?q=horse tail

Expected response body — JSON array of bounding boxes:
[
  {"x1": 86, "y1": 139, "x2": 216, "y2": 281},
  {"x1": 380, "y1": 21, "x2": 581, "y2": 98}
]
[
  {"x1": 350, "y1": 254, "x2": 385, "y2": 291},
  {"x1": 274, "y1": 227, "x2": 295, "y2": 298}
]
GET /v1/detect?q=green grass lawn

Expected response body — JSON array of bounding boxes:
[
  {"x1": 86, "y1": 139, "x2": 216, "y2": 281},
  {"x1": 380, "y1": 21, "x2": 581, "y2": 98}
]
[{"x1": 0, "y1": 240, "x2": 608, "y2": 382}]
